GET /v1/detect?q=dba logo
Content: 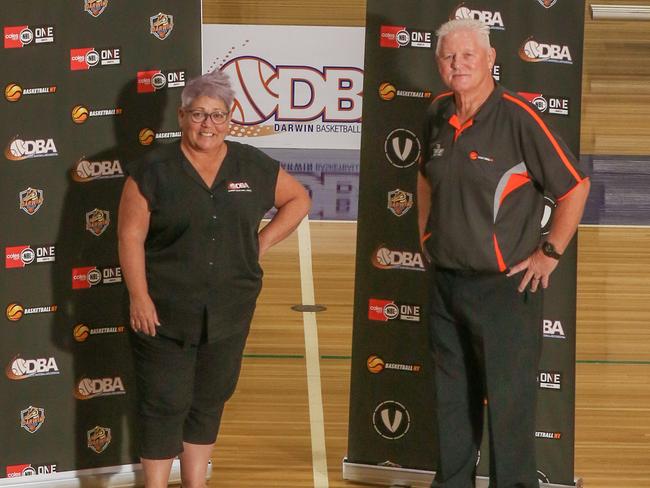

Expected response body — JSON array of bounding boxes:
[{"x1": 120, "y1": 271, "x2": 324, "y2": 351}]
[
  {"x1": 519, "y1": 37, "x2": 573, "y2": 64},
  {"x1": 71, "y1": 159, "x2": 123, "y2": 182},
  {"x1": 453, "y1": 3, "x2": 505, "y2": 30},
  {"x1": 220, "y1": 56, "x2": 363, "y2": 125},
  {"x1": 75, "y1": 377, "x2": 126, "y2": 399},
  {"x1": 6, "y1": 355, "x2": 60, "y2": 380},
  {"x1": 372, "y1": 245, "x2": 425, "y2": 271},
  {"x1": 5, "y1": 137, "x2": 58, "y2": 161},
  {"x1": 543, "y1": 319, "x2": 566, "y2": 339}
]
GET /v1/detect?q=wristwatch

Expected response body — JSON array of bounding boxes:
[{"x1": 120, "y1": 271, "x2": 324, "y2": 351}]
[{"x1": 541, "y1": 241, "x2": 562, "y2": 260}]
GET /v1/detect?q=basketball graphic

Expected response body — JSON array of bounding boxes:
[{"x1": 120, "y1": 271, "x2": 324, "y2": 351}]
[
  {"x1": 139, "y1": 128, "x2": 155, "y2": 145},
  {"x1": 10, "y1": 357, "x2": 28, "y2": 378},
  {"x1": 5, "y1": 83, "x2": 22, "y2": 102},
  {"x1": 5, "y1": 138, "x2": 28, "y2": 161},
  {"x1": 76, "y1": 377, "x2": 95, "y2": 398},
  {"x1": 6, "y1": 303, "x2": 24, "y2": 322},
  {"x1": 454, "y1": 6, "x2": 473, "y2": 19},
  {"x1": 367, "y1": 355, "x2": 385, "y2": 373},
  {"x1": 228, "y1": 122, "x2": 276, "y2": 138},
  {"x1": 519, "y1": 38, "x2": 542, "y2": 62},
  {"x1": 379, "y1": 82, "x2": 397, "y2": 101},
  {"x1": 373, "y1": 246, "x2": 393, "y2": 269},
  {"x1": 72, "y1": 105, "x2": 90, "y2": 124},
  {"x1": 221, "y1": 56, "x2": 278, "y2": 125},
  {"x1": 74, "y1": 323, "x2": 90, "y2": 342}
]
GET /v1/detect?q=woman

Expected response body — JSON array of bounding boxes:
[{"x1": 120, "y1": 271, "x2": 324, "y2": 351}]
[{"x1": 117, "y1": 70, "x2": 310, "y2": 488}]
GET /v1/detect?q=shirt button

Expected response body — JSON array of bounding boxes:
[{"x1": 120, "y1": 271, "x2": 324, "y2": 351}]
[
  {"x1": 210, "y1": 194, "x2": 214, "y2": 199},
  {"x1": 209, "y1": 261, "x2": 214, "y2": 266},
  {"x1": 212, "y1": 215, "x2": 217, "y2": 219}
]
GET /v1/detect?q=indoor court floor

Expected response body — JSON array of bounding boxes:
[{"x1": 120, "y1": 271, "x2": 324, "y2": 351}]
[{"x1": 167, "y1": 221, "x2": 650, "y2": 488}]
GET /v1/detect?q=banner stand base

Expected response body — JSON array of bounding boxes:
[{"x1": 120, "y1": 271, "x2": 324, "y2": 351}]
[
  {"x1": 0, "y1": 459, "x2": 212, "y2": 487},
  {"x1": 342, "y1": 458, "x2": 582, "y2": 488}
]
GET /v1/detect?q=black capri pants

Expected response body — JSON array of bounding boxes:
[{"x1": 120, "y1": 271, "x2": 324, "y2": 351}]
[{"x1": 130, "y1": 327, "x2": 249, "y2": 459}]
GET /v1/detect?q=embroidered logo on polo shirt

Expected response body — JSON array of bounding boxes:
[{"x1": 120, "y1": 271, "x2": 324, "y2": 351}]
[
  {"x1": 227, "y1": 182, "x2": 252, "y2": 192},
  {"x1": 432, "y1": 143, "x2": 444, "y2": 157}
]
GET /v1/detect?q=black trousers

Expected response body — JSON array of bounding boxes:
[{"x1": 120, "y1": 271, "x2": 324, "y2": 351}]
[
  {"x1": 428, "y1": 268, "x2": 543, "y2": 488},
  {"x1": 130, "y1": 327, "x2": 249, "y2": 459}
]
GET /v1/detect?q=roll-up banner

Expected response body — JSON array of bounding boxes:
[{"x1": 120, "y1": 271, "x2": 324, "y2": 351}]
[
  {"x1": 0, "y1": 1, "x2": 201, "y2": 484},
  {"x1": 346, "y1": 1, "x2": 585, "y2": 487}
]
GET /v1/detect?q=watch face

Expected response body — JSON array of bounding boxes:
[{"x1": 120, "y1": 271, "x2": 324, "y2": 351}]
[{"x1": 542, "y1": 242, "x2": 560, "y2": 259}]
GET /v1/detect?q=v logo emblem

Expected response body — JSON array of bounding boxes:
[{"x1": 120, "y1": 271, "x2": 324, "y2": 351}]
[
  {"x1": 381, "y1": 408, "x2": 403, "y2": 433},
  {"x1": 392, "y1": 137, "x2": 413, "y2": 162}
]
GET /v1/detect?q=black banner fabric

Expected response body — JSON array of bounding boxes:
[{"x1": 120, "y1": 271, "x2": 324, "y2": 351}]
[
  {"x1": 0, "y1": 1, "x2": 201, "y2": 480},
  {"x1": 348, "y1": 1, "x2": 584, "y2": 486}
]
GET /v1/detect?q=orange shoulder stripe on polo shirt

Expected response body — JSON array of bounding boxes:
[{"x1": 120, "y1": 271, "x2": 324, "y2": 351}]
[{"x1": 502, "y1": 93, "x2": 584, "y2": 184}]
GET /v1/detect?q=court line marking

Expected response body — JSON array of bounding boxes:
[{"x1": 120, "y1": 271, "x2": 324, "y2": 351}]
[{"x1": 297, "y1": 216, "x2": 330, "y2": 488}]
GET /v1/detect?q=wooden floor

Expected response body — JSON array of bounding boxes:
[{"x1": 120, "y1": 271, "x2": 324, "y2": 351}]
[{"x1": 169, "y1": 222, "x2": 650, "y2": 488}]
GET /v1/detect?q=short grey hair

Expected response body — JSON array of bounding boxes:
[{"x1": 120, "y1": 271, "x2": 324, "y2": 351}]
[
  {"x1": 435, "y1": 19, "x2": 491, "y2": 55},
  {"x1": 181, "y1": 70, "x2": 235, "y2": 109}
]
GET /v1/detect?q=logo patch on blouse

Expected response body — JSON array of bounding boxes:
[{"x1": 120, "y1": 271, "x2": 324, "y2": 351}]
[{"x1": 227, "y1": 182, "x2": 252, "y2": 192}]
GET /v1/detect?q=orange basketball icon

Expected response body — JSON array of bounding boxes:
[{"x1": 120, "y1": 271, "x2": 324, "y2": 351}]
[
  {"x1": 73, "y1": 323, "x2": 91, "y2": 342},
  {"x1": 138, "y1": 128, "x2": 155, "y2": 146},
  {"x1": 367, "y1": 354, "x2": 385, "y2": 373},
  {"x1": 379, "y1": 82, "x2": 397, "y2": 101},
  {"x1": 5, "y1": 83, "x2": 23, "y2": 102},
  {"x1": 72, "y1": 105, "x2": 90, "y2": 124},
  {"x1": 6, "y1": 303, "x2": 24, "y2": 322}
]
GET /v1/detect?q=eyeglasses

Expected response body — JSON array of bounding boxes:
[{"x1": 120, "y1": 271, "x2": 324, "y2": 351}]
[{"x1": 184, "y1": 109, "x2": 229, "y2": 125}]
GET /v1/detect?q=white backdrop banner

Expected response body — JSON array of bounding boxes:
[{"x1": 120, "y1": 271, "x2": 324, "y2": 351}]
[{"x1": 202, "y1": 24, "x2": 365, "y2": 149}]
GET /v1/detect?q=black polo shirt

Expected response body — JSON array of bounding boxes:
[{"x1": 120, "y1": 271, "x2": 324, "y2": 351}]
[
  {"x1": 125, "y1": 140, "x2": 279, "y2": 344},
  {"x1": 420, "y1": 84, "x2": 586, "y2": 273}
]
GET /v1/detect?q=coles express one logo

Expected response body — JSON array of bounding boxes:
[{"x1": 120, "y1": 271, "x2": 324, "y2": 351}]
[
  {"x1": 368, "y1": 298, "x2": 421, "y2": 323},
  {"x1": 70, "y1": 47, "x2": 121, "y2": 70},
  {"x1": 5, "y1": 245, "x2": 55, "y2": 268},
  {"x1": 379, "y1": 25, "x2": 432, "y2": 48},
  {"x1": 4, "y1": 25, "x2": 55, "y2": 49},
  {"x1": 220, "y1": 56, "x2": 363, "y2": 125},
  {"x1": 137, "y1": 69, "x2": 186, "y2": 93},
  {"x1": 518, "y1": 91, "x2": 570, "y2": 116},
  {"x1": 6, "y1": 463, "x2": 57, "y2": 478},
  {"x1": 72, "y1": 266, "x2": 122, "y2": 289}
]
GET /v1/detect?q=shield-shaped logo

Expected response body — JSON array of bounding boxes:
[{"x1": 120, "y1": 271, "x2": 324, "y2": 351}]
[
  {"x1": 537, "y1": 0, "x2": 558, "y2": 8},
  {"x1": 150, "y1": 13, "x2": 174, "y2": 40},
  {"x1": 20, "y1": 406, "x2": 45, "y2": 433},
  {"x1": 84, "y1": 0, "x2": 109, "y2": 17},
  {"x1": 19, "y1": 187, "x2": 44, "y2": 215},
  {"x1": 87, "y1": 426, "x2": 111, "y2": 453},
  {"x1": 387, "y1": 189, "x2": 413, "y2": 217},
  {"x1": 85, "y1": 208, "x2": 110, "y2": 236}
]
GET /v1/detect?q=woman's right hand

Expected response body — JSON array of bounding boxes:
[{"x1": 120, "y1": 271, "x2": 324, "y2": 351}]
[{"x1": 129, "y1": 294, "x2": 160, "y2": 336}]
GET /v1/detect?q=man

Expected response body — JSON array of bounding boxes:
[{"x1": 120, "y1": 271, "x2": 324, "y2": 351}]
[{"x1": 417, "y1": 19, "x2": 590, "y2": 488}]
